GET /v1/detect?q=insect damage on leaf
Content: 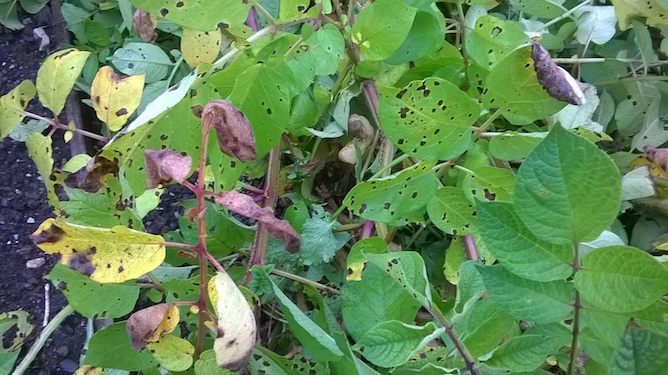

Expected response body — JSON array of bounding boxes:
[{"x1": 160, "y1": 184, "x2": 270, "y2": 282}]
[
  {"x1": 126, "y1": 303, "x2": 179, "y2": 350},
  {"x1": 214, "y1": 190, "x2": 300, "y2": 252},
  {"x1": 144, "y1": 149, "x2": 192, "y2": 189},
  {"x1": 202, "y1": 100, "x2": 258, "y2": 161},
  {"x1": 531, "y1": 42, "x2": 585, "y2": 106}
]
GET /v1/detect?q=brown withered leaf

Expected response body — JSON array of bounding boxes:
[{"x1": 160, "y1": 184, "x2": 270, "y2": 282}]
[
  {"x1": 144, "y1": 149, "x2": 192, "y2": 189},
  {"x1": 64, "y1": 156, "x2": 119, "y2": 193},
  {"x1": 201, "y1": 100, "x2": 257, "y2": 161},
  {"x1": 214, "y1": 190, "x2": 300, "y2": 252},
  {"x1": 531, "y1": 42, "x2": 584, "y2": 106},
  {"x1": 132, "y1": 9, "x2": 157, "y2": 42},
  {"x1": 126, "y1": 303, "x2": 179, "y2": 350},
  {"x1": 644, "y1": 145, "x2": 668, "y2": 175}
]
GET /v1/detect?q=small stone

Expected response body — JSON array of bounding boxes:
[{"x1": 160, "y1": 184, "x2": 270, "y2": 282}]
[
  {"x1": 60, "y1": 359, "x2": 78, "y2": 373},
  {"x1": 26, "y1": 217, "x2": 35, "y2": 224},
  {"x1": 26, "y1": 257, "x2": 45, "y2": 269},
  {"x1": 55, "y1": 345, "x2": 69, "y2": 357}
]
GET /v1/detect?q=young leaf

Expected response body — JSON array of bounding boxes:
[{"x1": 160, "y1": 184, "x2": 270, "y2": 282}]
[
  {"x1": 212, "y1": 271, "x2": 257, "y2": 371},
  {"x1": 476, "y1": 200, "x2": 573, "y2": 282},
  {"x1": 146, "y1": 335, "x2": 194, "y2": 372},
  {"x1": 513, "y1": 125, "x2": 622, "y2": 244},
  {"x1": 126, "y1": 303, "x2": 179, "y2": 349},
  {"x1": 130, "y1": 0, "x2": 250, "y2": 30},
  {"x1": 36, "y1": 48, "x2": 90, "y2": 116},
  {"x1": 476, "y1": 264, "x2": 574, "y2": 323},
  {"x1": 350, "y1": 0, "x2": 417, "y2": 61},
  {"x1": 427, "y1": 187, "x2": 478, "y2": 236},
  {"x1": 202, "y1": 99, "x2": 257, "y2": 161},
  {"x1": 385, "y1": 11, "x2": 444, "y2": 65},
  {"x1": 353, "y1": 321, "x2": 444, "y2": 368},
  {"x1": 0, "y1": 80, "x2": 36, "y2": 139},
  {"x1": 454, "y1": 298, "x2": 517, "y2": 358},
  {"x1": 31, "y1": 218, "x2": 165, "y2": 283},
  {"x1": 379, "y1": 78, "x2": 480, "y2": 161},
  {"x1": 91, "y1": 66, "x2": 145, "y2": 131},
  {"x1": 481, "y1": 45, "x2": 566, "y2": 125},
  {"x1": 144, "y1": 149, "x2": 193, "y2": 189},
  {"x1": 48, "y1": 263, "x2": 140, "y2": 319},
  {"x1": 181, "y1": 28, "x2": 221, "y2": 68},
  {"x1": 609, "y1": 324, "x2": 668, "y2": 374},
  {"x1": 574, "y1": 246, "x2": 668, "y2": 313},
  {"x1": 256, "y1": 268, "x2": 344, "y2": 361},
  {"x1": 343, "y1": 162, "x2": 438, "y2": 223},
  {"x1": 84, "y1": 322, "x2": 157, "y2": 371},
  {"x1": 214, "y1": 190, "x2": 300, "y2": 252}
]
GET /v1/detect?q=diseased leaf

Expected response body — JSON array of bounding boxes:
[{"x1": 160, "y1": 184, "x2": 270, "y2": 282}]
[
  {"x1": 427, "y1": 187, "x2": 477, "y2": 236},
  {"x1": 132, "y1": 9, "x2": 157, "y2": 42},
  {"x1": 126, "y1": 303, "x2": 179, "y2": 349},
  {"x1": 110, "y1": 42, "x2": 172, "y2": 84},
  {"x1": 466, "y1": 15, "x2": 530, "y2": 71},
  {"x1": 509, "y1": 0, "x2": 566, "y2": 19},
  {"x1": 36, "y1": 48, "x2": 90, "y2": 115},
  {"x1": 91, "y1": 66, "x2": 144, "y2": 131},
  {"x1": 144, "y1": 149, "x2": 193, "y2": 189},
  {"x1": 202, "y1": 99, "x2": 257, "y2": 161},
  {"x1": 610, "y1": 0, "x2": 668, "y2": 30},
  {"x1": 214, "y1": 190, "x2": 300, "y2": 252},
  {"x1": 146, "y1": 335, "x2": 194, "y2": 372},
  {"x1": 181, "y1": 28, "x2": 221, "y2": 68},
  {"x1": 31, "y1": 218, "x2": 165, "y2": 283},
  {"x1": 0, "y1": 80, "x2": 36, "y2": 139},
  {"x1": 130, "y1": 0, "x2": 250, "y2": 30}
]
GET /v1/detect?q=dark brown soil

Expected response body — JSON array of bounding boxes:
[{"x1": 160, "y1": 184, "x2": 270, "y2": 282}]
[{"x1": 0, "y1": 4, "x2": 86, "y2": 375}]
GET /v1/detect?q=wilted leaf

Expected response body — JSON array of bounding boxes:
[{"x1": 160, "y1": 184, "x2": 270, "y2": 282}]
[
  {"x1": 532, "y1": 42, "x2": 584, "y2": 106},
  {"x1": 91, "y1": 66, "x2": 144, "y2": 131},
  {"x1": 126, "y1": 303, "x2": 179, "y2": 350},
  {"x1": 132, "y1": 9, "x2": 157, "y2": 42},
  {"x1": 213, "y1": 271, "x2": 257, "y2": 371},
  {"x1": 644, "y1": 145, "x2": 668, "y2": 175},
  {"x1": 214, "y1": 190, "x2": 300, "y2": 252},
  {"x1": 31, "y1": 218, "x2": 165, "y2": 283},
  {"x1": 202, "y1": 100, "x2": 257, "y2": 161},
  {"x1": 144, "y1": 149, "x2": 193, "y2": 189}
]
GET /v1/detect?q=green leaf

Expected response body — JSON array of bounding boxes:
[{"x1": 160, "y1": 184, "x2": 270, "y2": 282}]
[
  {"x1": 379, "y1": 78, "x2": 479, "y2": 161},
  {"x1": 195, "y1": 349, "x2": 236, "y2": 375},
  {"x1": 631, "y1": 95, "x2": 668, "y2": 151},
  {"x1": 36, "y1": 49, "x2": 90, "y2": 116},
  {"x1": 386, "y1": 11, "x2": 444, "y2": 65},
  {"x1": 353, "y1": 321, "x2": 444, "y2": 368},
  {"x1": 25, "y1": 132, "x2": 53, "y2": 186},
  {"x1": 609, "y1": 325, "x2": 668, "y2": 374},
  {"x1": 427, "y1": 187, "x2": 478, "y2": 236},
  {"x1": 508, "y1": 0, "x2": 566, "y2": 19},
  {"x1": 461, "y1": 166, "x2": 515, "y2": 203},
  {"x1": 476, "y1": 264, "x2": 574, "y2": 323},
  {"x1": 146, "y1": 334, "x2": 194, "y2": 372},
  {"x1": 611, "y1": 0, "x2": 668, "y2": 30},
  {"x1": 0, "y1": 80, "x2": 36, "y2": 139},
  {"x1": 485, "y1": 323, "x2": 571, "y2": 372},
  {"x1": 84, "y1": 19, "x2": 111, "y2": 46},
  {"x1": 476, "y1": 200, "x2": 573, "y2": 282},
  {"x1": 48, "y1": 263, "x2": 139, "y2": 318},
  {"x1": 83, "y1": 322, "x2": 157, "y2": 371},
  {"x1": 0, "y1": 2, "x2": 23, "y2": 30},
  {"x1": 574, "y1": 246, "x2": 668, "y2": 313},
  {"x1": 364, "y1": 252, "x2": 432, "y2": 308},
  {"x1": 342, "y1": 261, "x2": 421, "y2": 340},
  {"x1": 454, "y1": 298, "x2": 517, "y2": 358},
  {"x1": 279, "y1": 0, "x2": 319, "y2": 21},
  {"x1": 482, "y1": 45, "x2": 566, "y2": 125},
  {"x1": 130, "y1": 0, "x2": 250, "y2": 30},
  {"x1": 488, "y1": 133, "x2": 544, "y2": 161},
  {"x1": 110, "y1": 42, "x2": 173, "y2": 84},
  {"x1": 299, "y1": 206, "x2": 351, "y2": 266},
  {"x1": 514, "y1": 125, "x2": 622, "y2": 244},
  {"x1": 343, "y1": 162, "x2": 438, "y2": 223},
  {"x1": 466, "y1": 15, "x2": 530, "y2": 71},
  {"x1": 350, "y1": 0, "x2": 417, "y2": 61},
  {"x1": 247, "y1": 346, "x2": 292, "y2": 374},
  {"x1": 258, "y1": 268, "x2": 343, "y2": 361}
]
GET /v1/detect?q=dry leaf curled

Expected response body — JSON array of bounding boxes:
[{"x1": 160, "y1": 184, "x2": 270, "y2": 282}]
[
  {"x1": 133, "y1": 9, "x2": 157, "y2": 42},
  {"x1": 202, "y1": 100, "x2": 257, "y2": 161},
  {"x1": 144, "y1": 149, "x2": 192, "y2": 189},
  {"x1": 126, "y1": 303, "x2": 179, "y2": 350}
]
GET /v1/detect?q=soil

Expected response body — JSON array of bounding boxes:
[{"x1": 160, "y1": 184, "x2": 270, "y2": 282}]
[{"x1": 1, "y1": 4, "x2": 87, "y2": 375}]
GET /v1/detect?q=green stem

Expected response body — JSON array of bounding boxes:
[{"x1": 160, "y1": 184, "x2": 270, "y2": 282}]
[
  {"x1": 213, "y1": 26, "x2": 275, "y2": 68},
  {"x1": 11, "y1": 305, "x2": 75, "y2": 375},
  {"x1": 270, "y1": 269, "x2": 340, "y2": 295},
  {"x1": 541, "y1": 0, "x2": 591, "y2": 31},
  {"x1": 473, "y1": 107, "x2": 503, "y2": 138},
  {"x1": 369, "y1": 154, "x2": 410, "y2": 179},
  {"x1": 166, "y1": 55, "x2": 184, "y2": 87}
]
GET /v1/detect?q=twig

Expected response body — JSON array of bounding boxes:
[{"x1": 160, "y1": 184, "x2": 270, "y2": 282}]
[
  {"x1": 270, "y1": 269, "x2": 340, "y2": 295},
  {"x1": 11, "y1": 305, "x2": 75, "y2": 375},
  {"x1": 23, "y1": 112, "x2": 109, "y2": 143}
]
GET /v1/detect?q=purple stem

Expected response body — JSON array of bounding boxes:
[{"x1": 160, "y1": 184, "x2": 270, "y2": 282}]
[
  {"x1": 461, "y1": 235, "x2": 479, "y2": 261},
  {"x1": 360, "y1": 220, "x2": 376, "y2": 239}
]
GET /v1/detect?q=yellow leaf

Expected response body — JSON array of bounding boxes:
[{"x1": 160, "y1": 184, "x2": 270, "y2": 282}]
[
  {"x1": 36, "y1": 48, "x2": 91, "y2": 116},
  {"x1": 181, "y1": 28, "x2": 221, "y2": 68},
  {"x1": 91, "y1": 66, "x2": 144, "y2": 131},
  {"x1": 73, "y1": 366, "x2": 102, "y2": 375},
  {"x1": 31, "y1": 218, "x2": 165, "y2": 283},
  {"x1": 26, "y1": 132, "x2": 53, "y2": 184},
  {"x1": 611, "y1": 0, "x2": 668, "y2": 30},
  {"x1": 64, "y1": 131, "x2": 73, "y2": 143},
  {"x1": 0, "y1": 80, "x2": 36, "y2": 139},
  {"x1": 213, "y1": 271, "x2": 257, "y2": 371},
  {"x1": 146, "y1": 335, "x2": 194, "y2": 372}
]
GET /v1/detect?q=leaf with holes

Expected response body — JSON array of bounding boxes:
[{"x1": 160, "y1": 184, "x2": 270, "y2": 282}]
[
  {"x1": 482, "y1": 45, "x2": 566, "y2": 125},
  {"x1": 0, "y1": 80, "x2": 36, "y2": 139},
  {"x1": 181, "y1": 28, "x2": 221, "y2": 68},
  {"x1": 465, "y1": 15, "x2": 530, "y2": 71},
  {"x1": 427, "y1": 187, "x2": 477, "y2": 236},
  {"x1": 130, "y1": 0, "x2": 250, "y2": 30},
  {"x1": 279, "y1": 0, "x2": 319, "y2": 22},
  {"x1": 110, "y1": 42, "x2": 173, "y2": 83},
  {"x1": 343, "y1": 162, "x2": 438, "y2": 223},
  {"x1": 379, "y1": 78, "x2": 480, "y2": 161},
  {"x1": 36, "y1": 48, "x2": 90, "y2": 115},
  {"x1": 364, "y1": 251, "x2": 432, "y2": 308},
  {"x1": 91, "y1": 66, "x2": 144, "y2": 131},
  {"x1": 31, "y1": 218, "x2": 165, "y2": 283},
  {"x1": 350, "y1": 0, "x2": 416, "y2": 61},
  {"x1": 461, "y1": 166, "x2": 515, "y2": 203}
]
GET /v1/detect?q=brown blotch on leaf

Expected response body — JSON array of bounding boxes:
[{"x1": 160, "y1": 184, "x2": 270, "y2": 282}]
[
  {"x1": 144, "y1": 149, "x2": 193, "y2": 189},
  {"x1": 644, "y1": 145, "x2": 668, "y2": 175},
  {"x1": 115, "y1": 108, "x2": 128, "y2": 116},
  {"x1": 69, "y1": 250, "x2": 97, "y2": 277},
  {"x1": 132, "y1": 9, "x2": 157, "y2": 42},
  {"x1": 214, "y1": 190, "x2": 300, "y2": 253},
  {"x1": 65, "y1": 156, "x2": 120, "y2": 193},
  {"x1": 30, "y1": 225, "x2": 65, "y2": 245},
  {"x1": 201, "y1": 100, "x2": 258, "y2": 161},
  {"x1": 126, "y1": 303, "x2": 175, "y2": 350}
]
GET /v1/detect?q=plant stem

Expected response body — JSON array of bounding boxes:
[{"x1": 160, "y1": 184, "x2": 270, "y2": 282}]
[
  {"x1": 568, "y1": 292, "x2": 583, "y2": 375},
  {"x1": 270, "y1": 269, "x2": 340, "y2": 295},
  {"x1": 461, "y1": 235, "x2": 479, "y2": 260},
  {"x1": 166, "y1": 55, "x2": 184, "y2": 87},
  {"x1": 369, "y1": 153, "x2": 410, "y2": 179},
  {"x1": 213, "y1": 26, "x2": 275, "y2": 68},
  {"x1": 23, "y1": 111, "x2": 109, "y2": 143},
  {"x1": 11, "y1": 305, "x2": 75, "y2": 375},
  {"x1": 427, "y1": 305, "x2": 477, "y2": 374},
  {"x1": 473, "y1": 107, "x2": 503, "y2": 138},
  {"x1": 540, "y1": 0, "x2": 590, "y2": 31}
]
